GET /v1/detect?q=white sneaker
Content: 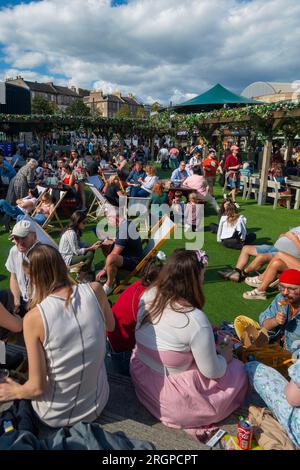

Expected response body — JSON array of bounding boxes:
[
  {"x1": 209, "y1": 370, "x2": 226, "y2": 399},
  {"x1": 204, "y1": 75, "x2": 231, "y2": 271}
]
[{"x1": 102, "y1": 283, "x2": 114, "y2": 295}]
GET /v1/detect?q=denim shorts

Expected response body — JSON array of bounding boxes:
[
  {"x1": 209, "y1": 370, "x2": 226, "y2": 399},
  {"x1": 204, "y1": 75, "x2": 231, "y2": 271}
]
[
  {"x1": 122, "y1": 256, "x2": 141, "y2": 271},
  {"x1": 255, "y1": 245, "x2": 279, "y2": 255},
  {"x1": 227, "y1": 177, "x2": 239, "y2": 189}
]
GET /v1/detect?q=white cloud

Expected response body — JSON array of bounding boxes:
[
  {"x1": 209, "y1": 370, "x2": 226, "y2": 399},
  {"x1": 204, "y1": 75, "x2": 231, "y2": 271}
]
[
  {"x1": 169, "y1": 90, "x2": 197, "y2": 106},
  {"x1": 0, "y1": 0, "x2": 299, "y2": 104},
  {"x1": 1, "y1": 68, "x2": 66, "y2": 85}
]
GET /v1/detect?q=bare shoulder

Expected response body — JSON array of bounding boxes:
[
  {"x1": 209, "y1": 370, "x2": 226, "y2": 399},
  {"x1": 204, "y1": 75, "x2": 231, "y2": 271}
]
[
  {"x1": 90, "y1": 281, "x2": 102, "y2": 293},
  {"x1": 24, "y1": 307, "x2": 43, "y2": 329},
  {"x1": 90, "y1": 282, "x2": 106, "y2": 299}
]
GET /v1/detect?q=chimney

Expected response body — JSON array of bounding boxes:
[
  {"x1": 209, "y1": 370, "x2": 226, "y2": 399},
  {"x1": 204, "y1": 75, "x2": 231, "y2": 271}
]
[
  {"x1": 113, "y1": 90, "x2": 121, "y2": 98},
  {"x1": 70, "y1": 86, "x2": 77, "y2": 92}
]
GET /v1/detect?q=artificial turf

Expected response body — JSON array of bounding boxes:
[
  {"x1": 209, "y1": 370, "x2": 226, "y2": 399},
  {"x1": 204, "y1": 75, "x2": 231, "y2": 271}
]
[{"x1": 0, "y1": 166, "x2": 298, "y2": 326}]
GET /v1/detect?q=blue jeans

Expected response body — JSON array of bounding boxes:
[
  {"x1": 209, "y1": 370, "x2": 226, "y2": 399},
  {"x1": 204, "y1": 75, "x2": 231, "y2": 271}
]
[
  {"x1": 0, "y1": 199, "x2": 24, "y2": 218},
  {"x1": 130, "y1": 187, "x2": 150, "y2": 198},
  {"x1": 33, "y1": 213, "x2": 47, "y2": 225},
  {"x1": 17, "y1": 213, "x2": 47, "y2": 225},
  {"x1": 105, "y1": 339, "x2": 131, "y2": 376}
]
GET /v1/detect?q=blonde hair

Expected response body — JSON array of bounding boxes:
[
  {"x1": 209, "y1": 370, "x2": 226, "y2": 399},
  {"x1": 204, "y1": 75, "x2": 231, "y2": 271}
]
[
  {"x1": 145, "y1": 165, "x2": 156, "y2": 176},
  {"x1": 188, "y1": 192, "x2": 198, "y2": 203},
  {"x1": 108, "y1": 175, "x2": 119, "y2": 185},
  {"x1": 23, "y1": 244, "x2": 75, "y2": 309}
]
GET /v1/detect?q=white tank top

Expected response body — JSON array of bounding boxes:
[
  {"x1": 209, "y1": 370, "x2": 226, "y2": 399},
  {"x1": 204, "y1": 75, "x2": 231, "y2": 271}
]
[{"x1": 32, "y1": 283, "x2": 109, "y2": 428}]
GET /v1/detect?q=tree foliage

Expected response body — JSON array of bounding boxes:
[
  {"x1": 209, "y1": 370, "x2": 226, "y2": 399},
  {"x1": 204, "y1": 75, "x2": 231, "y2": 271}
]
[
  {"x1": 151, "y1": 102, "x2": 162, "y2": 112},
  {"x1": 31, "y1": 96, "x2": 58, "y2": 115},
  {"x1": 115, "y1": 104, "x2": 132, "y2": 118},
  {"x1": 65, "y1": 99, "x2": 90, "y2": 116},
  {"x1": 136, "y1": 107, "x2": 148, "y2": 119}
]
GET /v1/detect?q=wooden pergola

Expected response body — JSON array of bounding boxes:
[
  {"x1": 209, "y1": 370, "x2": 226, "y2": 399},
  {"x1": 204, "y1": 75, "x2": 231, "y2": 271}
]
[
  {"x1": 0, "y1": 113, "x2": 166, "y2": 159},
  {"x1": 154, "y1": 105, "x2": 300, "y2": 205},
  {"x1": 196, "y1": 107, "x2": 300, "y2": 204}
]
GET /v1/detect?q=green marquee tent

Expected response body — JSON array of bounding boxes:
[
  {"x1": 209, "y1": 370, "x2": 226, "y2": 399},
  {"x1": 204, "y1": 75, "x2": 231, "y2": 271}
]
[{"x1": 170, "y1": 83, "x2": 262, "y2": 114}]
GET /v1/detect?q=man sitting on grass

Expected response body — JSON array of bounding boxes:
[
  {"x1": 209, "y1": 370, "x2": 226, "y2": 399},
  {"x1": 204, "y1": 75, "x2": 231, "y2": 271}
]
[
  {"x1": 258, "y1": 269, "x2": 300, "y2": 356},
  {"x1": 96, "y1": 206, "x2": 144, "y2": 295}
]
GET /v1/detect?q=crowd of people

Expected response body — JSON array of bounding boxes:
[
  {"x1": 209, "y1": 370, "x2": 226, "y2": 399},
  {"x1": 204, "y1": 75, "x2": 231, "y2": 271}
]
[{"x1": 0, "y1": 138, "x2": 299, "y2": 449}]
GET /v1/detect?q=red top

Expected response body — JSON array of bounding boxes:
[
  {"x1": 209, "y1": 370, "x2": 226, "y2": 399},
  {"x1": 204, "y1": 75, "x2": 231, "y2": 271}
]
[
  {"x1": 224, "y1": 154, "x2": 241, "y2": 178},
  {"x1": 202, "y1": 157, "x2": 220, "y2": 177},
  {"x1": 107, "y1": 280, "x2": 145, "y2": 352},
  {"x1": 63, "y1": 174, "x2": 73, "y2": 185}
]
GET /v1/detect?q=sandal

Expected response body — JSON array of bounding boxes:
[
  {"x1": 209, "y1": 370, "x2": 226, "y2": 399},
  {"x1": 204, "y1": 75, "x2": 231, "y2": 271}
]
[
  {"x1": 245, "y1": 276, "x2": 279, "y2": 289},
  {"x1": 245, "y1": 276, "x2": 262, "y2": 287},
  {"x1": 243, "y1": 288, "x2": 266, "y2": 300}
]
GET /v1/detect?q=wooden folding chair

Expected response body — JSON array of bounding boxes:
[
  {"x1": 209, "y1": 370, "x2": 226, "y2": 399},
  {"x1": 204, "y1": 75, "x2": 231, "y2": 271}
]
[
  {"x1": 30, "y1": 186, "x2": 49, "y2": 217},
  {"x1": 42, "y1": 189, "x2": 67, "y2": 231},
  {"x1": 267, "y1": 180, "x2": 291, "y2": 209},
  {"x1": 87, "y1": 175, "x2": 104, "y2": 191},
  {"x1": 85, "y1": 183, "x2": 111, "y2": 219},
  {"x1": 113, "y1": 215, "x2": 175, "y2": 294},
  {"x1": 36, "y1": 185, "x2": 49, "y2": 201},
  {"x1": 85, "y1": 177, "x2": 105, "y2": 221},
  {"x1": 101, "y1": 170, "x2": 125, "y2": 192},
  {"x1": 239, "y1": 176, "x2": 249, "y2": 200},
  {"x1": 246, "y1": 176, "x2": 260, "y2": 200}
]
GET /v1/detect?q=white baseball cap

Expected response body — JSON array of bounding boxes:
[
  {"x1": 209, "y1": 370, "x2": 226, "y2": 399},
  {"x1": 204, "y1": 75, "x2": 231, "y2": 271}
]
[{"x1": 10, "y1": 220, "x2": 36, "y2": 239}]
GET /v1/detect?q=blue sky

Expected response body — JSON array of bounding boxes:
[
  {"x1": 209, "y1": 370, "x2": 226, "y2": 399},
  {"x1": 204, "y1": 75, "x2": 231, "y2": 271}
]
[
  {"x1": 0, "y1": 0, "x2": 128, "y2": 5},
  {"x1": 0, "y1": 0, "x2": 299, "y2": 104},
  {"x1": 0, "y1": 0, "x2": 38, "y2": 6}
]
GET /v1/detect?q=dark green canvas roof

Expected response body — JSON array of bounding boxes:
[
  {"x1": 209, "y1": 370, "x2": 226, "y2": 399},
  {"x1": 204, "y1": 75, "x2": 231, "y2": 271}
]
[{"x1": 171, "y1": 83, "x2": 262, "y2": 113}]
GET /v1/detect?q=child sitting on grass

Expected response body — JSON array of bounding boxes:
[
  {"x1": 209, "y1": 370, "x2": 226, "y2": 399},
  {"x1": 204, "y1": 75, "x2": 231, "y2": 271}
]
[{"x1": 217, "y1": 202, "x2": 256, "y2": 249}]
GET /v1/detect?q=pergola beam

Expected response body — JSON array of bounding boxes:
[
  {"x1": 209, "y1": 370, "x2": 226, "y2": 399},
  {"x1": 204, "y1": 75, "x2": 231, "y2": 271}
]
[{"x1": 186, "y1": 107, "x2": 300, "y2": 126}]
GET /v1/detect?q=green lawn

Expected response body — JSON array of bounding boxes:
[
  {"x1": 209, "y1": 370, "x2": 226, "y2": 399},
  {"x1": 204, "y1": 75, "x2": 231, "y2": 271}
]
[{"x1": 1, "y1": 167, "x2": 299, "y2": 326}]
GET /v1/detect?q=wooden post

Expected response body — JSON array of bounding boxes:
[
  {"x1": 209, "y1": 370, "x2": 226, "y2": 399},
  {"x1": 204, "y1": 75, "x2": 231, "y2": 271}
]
[
  {"x1": 284, "y1": 139, "x2": 294, "y2": 162},
  {"x1": 258, "y1": 138, "x2": 272, "y2": 205}
]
